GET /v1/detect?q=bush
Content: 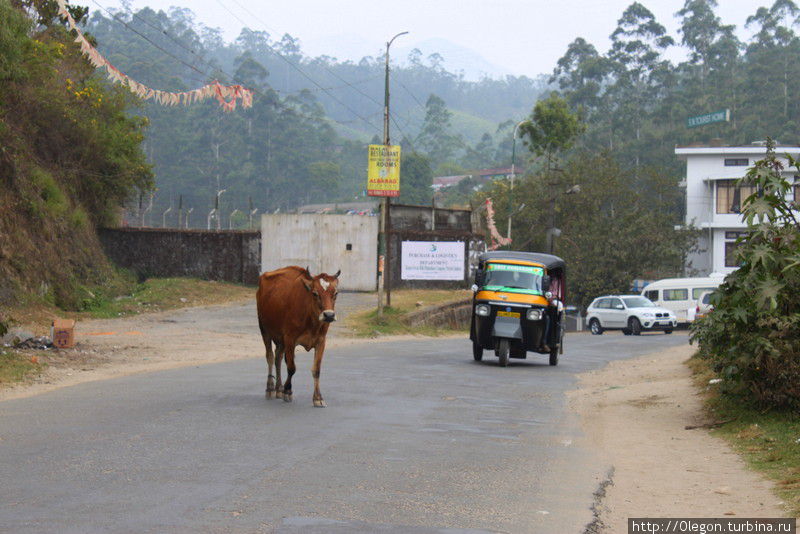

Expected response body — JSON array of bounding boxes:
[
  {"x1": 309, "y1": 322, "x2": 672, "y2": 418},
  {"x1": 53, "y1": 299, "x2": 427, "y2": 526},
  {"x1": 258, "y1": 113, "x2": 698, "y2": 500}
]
[{"x1": 691, "y1": 140, "x2": 800, "y2": 411}]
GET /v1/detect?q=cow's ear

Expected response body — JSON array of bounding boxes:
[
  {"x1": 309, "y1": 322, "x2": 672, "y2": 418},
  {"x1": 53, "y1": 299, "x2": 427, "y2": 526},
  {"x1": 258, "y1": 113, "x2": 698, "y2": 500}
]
[
  {"x1": 302, "y1": 278, "x2": 313, "y2": 292},
  {"x1": 304, "y1": 266, "x2": 312, "y2": 278},
  {"x1": 333, "y1": 270, "x2": 341, "y2": 279}
]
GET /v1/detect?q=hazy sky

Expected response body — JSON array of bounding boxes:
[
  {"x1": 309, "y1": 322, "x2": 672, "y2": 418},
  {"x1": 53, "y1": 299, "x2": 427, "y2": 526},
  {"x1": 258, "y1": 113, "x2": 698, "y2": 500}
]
[{"x1": 102, "y1": 0, "x2": 770, "y2": 78}]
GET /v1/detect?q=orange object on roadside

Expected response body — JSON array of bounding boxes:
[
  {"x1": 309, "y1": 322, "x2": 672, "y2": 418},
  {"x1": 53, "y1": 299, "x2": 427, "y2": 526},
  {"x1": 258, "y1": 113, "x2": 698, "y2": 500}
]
[{"x1": 52, "y1": 319, "x2": 76, "y2": 348}]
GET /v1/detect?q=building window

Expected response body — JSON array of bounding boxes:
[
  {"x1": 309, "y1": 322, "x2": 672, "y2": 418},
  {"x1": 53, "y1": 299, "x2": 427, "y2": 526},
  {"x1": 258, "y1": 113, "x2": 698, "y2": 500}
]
[
  {"x1": 724, "y1": 231, "x2": 748, "y2": 268},
  {"x1": 716, "y1": 180, "x2": 756, "y2": 214},
  {"x1": 794, "y1": 183, "x2": 799, "y2": 208},
  {"x1": 724, "y1": 158, "x2": 749, "y2": 166}
]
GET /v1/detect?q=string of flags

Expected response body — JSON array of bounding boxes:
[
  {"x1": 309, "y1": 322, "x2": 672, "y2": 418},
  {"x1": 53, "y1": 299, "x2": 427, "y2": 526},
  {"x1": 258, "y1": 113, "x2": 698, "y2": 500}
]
[
  {"x1": 484, "y1": 198, "x2": 512, "y2": 250},
  {"x1": 56, "y1": 0, "x2": 253, "y2": 111}
]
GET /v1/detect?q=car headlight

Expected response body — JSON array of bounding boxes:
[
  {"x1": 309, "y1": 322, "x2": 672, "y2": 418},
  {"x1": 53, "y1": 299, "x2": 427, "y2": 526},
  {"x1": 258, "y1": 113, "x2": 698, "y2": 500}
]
[
  {"x1": 475, "y1": 304, "x2": 490, "y2": 316},
  {"x1": 527, "y1": 308, "x2": 543, "y2": 321}
]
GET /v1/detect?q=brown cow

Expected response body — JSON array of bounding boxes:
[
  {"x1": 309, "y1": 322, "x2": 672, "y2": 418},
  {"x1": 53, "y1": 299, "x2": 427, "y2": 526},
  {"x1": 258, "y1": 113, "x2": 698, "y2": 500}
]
[{"x1": 256, "y1": 265, "x2": 340, "y2": 407}]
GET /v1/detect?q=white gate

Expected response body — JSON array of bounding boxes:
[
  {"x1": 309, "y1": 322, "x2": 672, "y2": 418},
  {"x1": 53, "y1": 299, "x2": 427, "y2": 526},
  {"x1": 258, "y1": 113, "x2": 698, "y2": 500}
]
[{"x1": 260, "y1": 214, "x2": 378, "y2": 291}]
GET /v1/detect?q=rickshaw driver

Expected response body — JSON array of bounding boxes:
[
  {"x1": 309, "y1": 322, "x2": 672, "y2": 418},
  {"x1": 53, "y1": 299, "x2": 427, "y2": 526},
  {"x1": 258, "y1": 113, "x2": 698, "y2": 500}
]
[{"x1": 541, "y1": 295, "x2": 564, "y2": 352}]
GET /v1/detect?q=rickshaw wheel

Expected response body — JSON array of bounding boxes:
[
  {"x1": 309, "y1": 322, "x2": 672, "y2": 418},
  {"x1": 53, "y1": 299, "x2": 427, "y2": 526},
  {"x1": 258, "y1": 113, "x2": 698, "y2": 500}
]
[
  {"x1": 549, "y1": 348, "x2": 558, "y2": 366},
  {"x1": 472, "y1": 341, "x2": 483, "y2": 361},
  {"x1": 497, "y1": 339, "x2": 510, "y2": 367}
]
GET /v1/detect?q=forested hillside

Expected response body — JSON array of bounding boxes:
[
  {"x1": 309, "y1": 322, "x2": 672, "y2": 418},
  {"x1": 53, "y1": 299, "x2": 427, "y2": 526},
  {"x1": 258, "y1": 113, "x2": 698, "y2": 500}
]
[
  {"x1": 83, "y1": 7, "x2": 546, "y2": 221},
  {"x1": 552, "y1": 0, "x2": 800, "y2": 172},
  {"x1": 81, "y1": 0, "x2": 800, "y2": 225},
  {"x1": 0, "y1": 0, "x2": 150, "y2": 307}
]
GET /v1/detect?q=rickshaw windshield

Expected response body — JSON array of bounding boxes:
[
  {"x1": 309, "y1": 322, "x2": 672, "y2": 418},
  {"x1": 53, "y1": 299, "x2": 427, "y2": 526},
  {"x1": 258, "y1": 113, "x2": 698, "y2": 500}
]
[{"x1": 483, "y1": 263, "x2": 545, "y2": 294}]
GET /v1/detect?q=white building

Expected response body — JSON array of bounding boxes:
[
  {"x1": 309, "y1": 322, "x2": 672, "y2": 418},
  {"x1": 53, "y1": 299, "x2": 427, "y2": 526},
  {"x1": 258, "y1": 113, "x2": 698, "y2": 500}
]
[{"x1": 675, "y1": 142, "x2": 800, "y2": 275}]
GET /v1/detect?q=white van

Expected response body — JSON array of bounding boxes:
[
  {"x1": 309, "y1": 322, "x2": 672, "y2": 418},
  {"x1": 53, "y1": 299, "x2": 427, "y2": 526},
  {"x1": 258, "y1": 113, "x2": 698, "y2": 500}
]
[{"x1": 641, "y1": 275, "x2": 725, "y2": 324}]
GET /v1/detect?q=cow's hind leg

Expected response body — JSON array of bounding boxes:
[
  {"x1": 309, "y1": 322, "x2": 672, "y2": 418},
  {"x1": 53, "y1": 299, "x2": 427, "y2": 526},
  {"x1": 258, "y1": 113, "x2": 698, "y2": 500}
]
[
  {"x1": 265, "y1": 337, "x2": 276, "y2": 399},
  {"x1": 274, "y1": 342, "x2": 285, "y2": 399},
  {"x1": 259, "y1": 321, "x2": 277, "y2": 399},
  {"x1": 312, "y1": 341, "x2": 326, "y2": 407},
  {"x1": 282, "y1": 343, "x2": 296, "y2": 403}
]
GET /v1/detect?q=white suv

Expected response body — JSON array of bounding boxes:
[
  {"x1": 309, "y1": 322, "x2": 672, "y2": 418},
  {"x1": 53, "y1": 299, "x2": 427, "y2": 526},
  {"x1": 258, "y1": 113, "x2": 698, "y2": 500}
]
[{"x1": 586, "y1": 295, "x2": 677, "y2": 335}]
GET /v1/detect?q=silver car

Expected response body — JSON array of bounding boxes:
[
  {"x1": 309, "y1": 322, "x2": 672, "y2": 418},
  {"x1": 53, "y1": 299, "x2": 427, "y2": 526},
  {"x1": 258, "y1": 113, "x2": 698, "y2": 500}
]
[{"x1": 586, "y1": 295, "x2": 677, "y2": 335}]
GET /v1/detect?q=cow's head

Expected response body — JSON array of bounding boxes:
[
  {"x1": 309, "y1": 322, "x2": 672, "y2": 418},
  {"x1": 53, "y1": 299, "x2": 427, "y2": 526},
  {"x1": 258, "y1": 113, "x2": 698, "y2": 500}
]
[{"x1": 302, "y1": 268, "x2": 341, "y2": 322}]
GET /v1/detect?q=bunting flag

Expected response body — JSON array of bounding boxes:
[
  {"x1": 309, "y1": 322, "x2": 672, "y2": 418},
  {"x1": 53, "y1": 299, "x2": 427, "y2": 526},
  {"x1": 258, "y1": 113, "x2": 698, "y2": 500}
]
[
  {"x1": 484, "y1": 198, "x2": 512, "y2": 250},
  {"x1": 56, "y1": 0, "x2": 253, "y2": 112}
]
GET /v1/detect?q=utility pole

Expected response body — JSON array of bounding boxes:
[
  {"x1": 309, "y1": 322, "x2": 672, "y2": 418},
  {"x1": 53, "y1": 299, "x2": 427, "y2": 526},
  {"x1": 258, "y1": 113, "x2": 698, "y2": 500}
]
[
  {"x1": 507, "y1": 120, "x2": 526, "y2": 243},
  {"x1": 377, "y1": 31, "x2": 408, "y2": 318}
]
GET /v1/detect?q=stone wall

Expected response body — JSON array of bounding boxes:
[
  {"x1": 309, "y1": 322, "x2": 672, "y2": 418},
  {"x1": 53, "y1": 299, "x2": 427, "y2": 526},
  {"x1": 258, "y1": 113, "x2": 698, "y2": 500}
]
[{"x1": 97, "y1": 228, "x2": 261, "y2": 285}]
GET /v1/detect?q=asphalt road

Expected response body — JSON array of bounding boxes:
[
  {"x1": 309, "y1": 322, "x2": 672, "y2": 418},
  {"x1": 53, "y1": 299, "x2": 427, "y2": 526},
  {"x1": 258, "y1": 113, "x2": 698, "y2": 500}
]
[{"x1": 0, "y1": 304, "x2": 689, "y2": 534}]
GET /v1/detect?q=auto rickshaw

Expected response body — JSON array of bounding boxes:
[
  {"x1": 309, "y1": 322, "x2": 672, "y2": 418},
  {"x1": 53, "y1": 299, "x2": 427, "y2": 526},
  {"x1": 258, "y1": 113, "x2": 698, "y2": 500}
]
[{"x1": 470, "y1": 251, "x2": 566, "y2": 367}]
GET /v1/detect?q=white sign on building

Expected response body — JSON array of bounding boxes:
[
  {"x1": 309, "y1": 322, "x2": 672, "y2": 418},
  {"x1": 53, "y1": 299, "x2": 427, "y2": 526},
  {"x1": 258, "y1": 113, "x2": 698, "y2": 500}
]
[{"x1": 401, "y1": 241, "x2": 464, "y2": 280}]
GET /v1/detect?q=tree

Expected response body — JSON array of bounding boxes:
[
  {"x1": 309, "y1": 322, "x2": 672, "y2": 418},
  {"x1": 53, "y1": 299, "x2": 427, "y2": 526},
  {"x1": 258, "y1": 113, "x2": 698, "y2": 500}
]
[
  {"x1": 460, "y1": 133, "x2": 496, "y2": 170},
  {"x1": 399, "y1": 152, "x2": 433, "y2": 205},
  {"x1": 607, "y1": 2, "x2": 674, "y2": 168},
  {"x1": 551, "y1": 38, "x2": 610, "y2": 114},
  {"x1": 692, "y1": 140, "x2": 800, "y2": 410},
  {"x1": 415, "y1": 94, "x2": 462, "y2": 167},
  {"x1": 519, "y1": 92, "x2": 583, "y2": 165},
  {"x1": 677, "y1": 0, "x2": 738, "y2": 92}
]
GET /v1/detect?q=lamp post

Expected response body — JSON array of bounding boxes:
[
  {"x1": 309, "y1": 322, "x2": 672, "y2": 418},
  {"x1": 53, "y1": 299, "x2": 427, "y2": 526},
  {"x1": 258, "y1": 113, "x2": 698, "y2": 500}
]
[
  {"x1": 547, "y1": 183, "x2": 581, "y2": 254},
  {"x1": 377, "y1": 31, "x2": 408, "y2": 318},
  {"x1": 507, "y1": 120, "x2": 526, "y2": 243}
]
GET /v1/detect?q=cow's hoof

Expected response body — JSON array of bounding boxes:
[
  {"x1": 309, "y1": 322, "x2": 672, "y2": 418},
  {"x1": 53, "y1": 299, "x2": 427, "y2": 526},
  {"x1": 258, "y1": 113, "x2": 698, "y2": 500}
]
[
  {"x1": 283, "y1": 393, "x2": 293, "y2": 403},
  {"x1": 313, "y1": 399, "x2": 326, "y2": 408},
  {"x1": 266, "y1": 390, "x2": 275, "y2": 399},
  {"x1": 275, "y1": 390, "x2": 283, "y2": 399}
]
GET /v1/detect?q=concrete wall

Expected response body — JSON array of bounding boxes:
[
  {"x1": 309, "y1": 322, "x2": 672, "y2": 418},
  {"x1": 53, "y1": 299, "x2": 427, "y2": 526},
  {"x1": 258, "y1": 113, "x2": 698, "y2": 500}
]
[
  {"x1": 261, "y1": 214, "x2": 378, "y2": 291},
  {"x1": 98, "y1": 228, "x2": 261, "y2": 285}
]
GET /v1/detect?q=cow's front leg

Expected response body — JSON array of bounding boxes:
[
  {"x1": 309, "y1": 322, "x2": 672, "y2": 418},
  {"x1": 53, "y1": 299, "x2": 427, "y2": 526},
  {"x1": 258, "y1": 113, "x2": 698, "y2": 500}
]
[
  {"x1": 282, "y1": 343, "x2": 296, "y2": 403},
  {"x1": 274, "y1": 343, "x2": 285, "y2": 399},
  {"x1": 312, "y1": 341, "x2": 326, "y2": 407}
]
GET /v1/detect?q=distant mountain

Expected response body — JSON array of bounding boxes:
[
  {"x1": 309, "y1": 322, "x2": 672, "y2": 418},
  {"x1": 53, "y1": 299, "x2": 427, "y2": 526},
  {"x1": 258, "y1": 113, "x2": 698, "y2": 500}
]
[
  {"x1": 303, "y1": 34, "x2": 384, "y2": 64},
  {"x1": 304, "y1": 35, "x2": 513, "y2": 81},
  {"x1": 395, "y1": 38, "x2": 513, "y2": 80}
]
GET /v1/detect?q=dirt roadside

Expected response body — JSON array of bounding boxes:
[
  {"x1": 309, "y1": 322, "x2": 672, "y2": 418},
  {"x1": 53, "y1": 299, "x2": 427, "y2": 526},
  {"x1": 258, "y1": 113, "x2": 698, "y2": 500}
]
[{"x1": 569, "y1": 343, "x2": 788, "y2": 531}]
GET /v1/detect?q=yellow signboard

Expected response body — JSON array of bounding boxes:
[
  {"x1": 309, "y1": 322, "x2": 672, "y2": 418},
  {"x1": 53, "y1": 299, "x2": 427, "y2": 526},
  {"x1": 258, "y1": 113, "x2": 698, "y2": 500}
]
[{"x1": 367, "y1": 144, "x2": 401, "y2": 197}]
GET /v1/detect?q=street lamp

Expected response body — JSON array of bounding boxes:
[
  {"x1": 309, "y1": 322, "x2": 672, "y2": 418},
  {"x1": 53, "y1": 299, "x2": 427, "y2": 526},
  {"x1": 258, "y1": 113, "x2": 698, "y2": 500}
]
[
  {"x1": 508, "y1": 120, "x2": 527, "y2": 242},
  {"x1": 547, "y1": 184, "x2": 581, "y2": 254},
  {"x1": 377, "y1": 30, "x2": 408, "y2": 318}
]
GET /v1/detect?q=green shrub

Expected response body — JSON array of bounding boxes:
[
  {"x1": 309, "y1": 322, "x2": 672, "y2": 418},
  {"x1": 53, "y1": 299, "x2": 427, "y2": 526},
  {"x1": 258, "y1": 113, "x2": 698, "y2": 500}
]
[{"x1": 691, "y1": 140, "x2": 800, "y2": 412}]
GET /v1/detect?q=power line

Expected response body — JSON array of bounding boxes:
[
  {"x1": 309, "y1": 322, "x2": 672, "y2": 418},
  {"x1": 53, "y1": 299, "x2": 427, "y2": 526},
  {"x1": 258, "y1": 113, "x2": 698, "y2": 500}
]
[
  {"x1": 89, "y1": 0, "x2": 214, "y2": 81},
  {"x1": 211, "y1": 0, "x2": 380, "y2": 133}
]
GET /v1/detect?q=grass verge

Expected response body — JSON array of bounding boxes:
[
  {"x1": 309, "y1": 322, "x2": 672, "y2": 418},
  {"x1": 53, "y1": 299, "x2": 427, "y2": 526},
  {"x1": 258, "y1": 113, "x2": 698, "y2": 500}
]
[
  {"x1": 0, "y1": 348, "x2": 44, "y2": 385},
  {"x1": 5, "y1": 277, "x2": 254, "y2": 330},
  {"x1": 347, "y1": 289, "x2": 470, "y2": 337},
  {"x1": 688, "y1": 355, "x2": 800, "y2": 515}
]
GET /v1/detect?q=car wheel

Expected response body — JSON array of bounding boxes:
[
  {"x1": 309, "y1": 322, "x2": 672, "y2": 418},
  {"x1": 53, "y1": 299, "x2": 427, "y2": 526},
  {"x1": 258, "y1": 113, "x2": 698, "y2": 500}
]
[
  {"x1": 589, "y1": 319, "x2": 603, "y2": 335},
  {"x1": 472, "y1": 340, "x2": 483, "y2": 361},
  {"x1": 497, "y1": 339, "x2": 509, "y2": 367},
  {"x1": 629, "y1": 317, "x2": 642, "y2": 336},
  {"x1": 664, "y1": 329, "x2": 673, "y2": 335}
]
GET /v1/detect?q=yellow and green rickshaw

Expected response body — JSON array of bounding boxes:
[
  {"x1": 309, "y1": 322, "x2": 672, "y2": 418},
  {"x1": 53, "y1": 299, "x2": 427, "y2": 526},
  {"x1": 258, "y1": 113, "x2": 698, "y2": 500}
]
[{"x1": 470, "y1": 251, "x2": 566, "y2": 367}]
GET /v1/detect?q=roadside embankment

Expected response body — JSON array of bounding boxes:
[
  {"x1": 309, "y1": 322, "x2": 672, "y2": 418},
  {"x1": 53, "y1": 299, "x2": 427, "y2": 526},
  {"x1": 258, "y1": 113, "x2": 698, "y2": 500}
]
[{"x1": 568, "y1": 343, "x2": 787, "y2": 532}]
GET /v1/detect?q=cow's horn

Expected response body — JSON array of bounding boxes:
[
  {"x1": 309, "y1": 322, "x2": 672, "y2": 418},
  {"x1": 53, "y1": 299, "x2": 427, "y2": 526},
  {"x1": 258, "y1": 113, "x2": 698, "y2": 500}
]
[
  {"x1": 304, "y1": 266, "x2": 312, "y2": 278},
  {"x1": 333, "y1": 270, "x2": 341, "y2": 279}
]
